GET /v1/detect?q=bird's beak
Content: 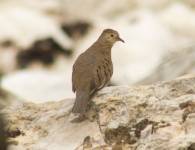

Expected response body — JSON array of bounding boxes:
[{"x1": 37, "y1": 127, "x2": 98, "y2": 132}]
[{"x1": 117, "y1": 37, "x2": 125, "y2": 43}]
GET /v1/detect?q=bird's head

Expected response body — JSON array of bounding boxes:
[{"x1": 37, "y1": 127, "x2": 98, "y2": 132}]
[{"x1": 99, "y1": 29, "x2": 124, "y2": 44}]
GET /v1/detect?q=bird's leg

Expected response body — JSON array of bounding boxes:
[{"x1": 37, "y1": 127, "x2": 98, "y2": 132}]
[{"x1": 71, "y1": 101, "x2": 93, "y2": 123}]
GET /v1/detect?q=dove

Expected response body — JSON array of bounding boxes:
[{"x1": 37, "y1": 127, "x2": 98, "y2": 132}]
[{"x1": 72, "y1": 29, "x2": 124, "y2": 116}]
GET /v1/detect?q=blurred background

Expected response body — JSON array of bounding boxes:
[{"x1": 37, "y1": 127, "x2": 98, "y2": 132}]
[{"x1": 0, "y1": 0, "x2": 195, "y2": 103}]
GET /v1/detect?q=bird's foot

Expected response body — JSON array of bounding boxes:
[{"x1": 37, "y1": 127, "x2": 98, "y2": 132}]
[{"x1": 70, "y1": 114, "x2": 87, "y2": 123}]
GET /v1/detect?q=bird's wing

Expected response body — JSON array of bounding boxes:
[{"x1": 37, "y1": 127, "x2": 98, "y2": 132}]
[
  {"x1": 72, "y1": 52, "x2": 96, "y2": 93},
  {"x1": 72, "y1": 63, "x2": 76, "y2": 92},
  {"x1": 93, "y1": 58, "x2": 113, "y2": 91}
]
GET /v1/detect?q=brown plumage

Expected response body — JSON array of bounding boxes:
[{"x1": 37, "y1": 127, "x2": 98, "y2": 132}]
[{"x1": 72, "y1": 29, "x2": 124, "y2": 114}]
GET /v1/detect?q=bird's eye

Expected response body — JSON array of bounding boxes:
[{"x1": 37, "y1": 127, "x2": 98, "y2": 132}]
[{"x1": 110, "y1": 34, "x2": 114, "y2": 37}]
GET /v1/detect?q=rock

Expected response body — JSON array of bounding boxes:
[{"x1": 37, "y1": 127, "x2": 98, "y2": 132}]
[
  {"x1": 0, "y1": 2, "x2": 73, "y2": 49},
  {"x1": 61, "y1": 21, "x2": 92, "y2": 40},
  {"x1": 186, "y1": 0, "x2": 195, "y2": 7},
  {"x1": 160, "y1": 2, "x2": 195, "y2": 38},
  {"x1": 0, "y1": 46, "x2": 18, "y2": 74},
  {"x1": 138, "y1": 44, "x2": 195, "y2": 84},
  {"x1": 0, "y1": 0, "x2": 75, "y2": 73},
  {"x1": 2, "y1": 75, "x2": 195, "y2": 150},
  {"x1": 3, "y1": 99, "x2": 99, "y2": 150},
  {"x1": 16, "y1": 38, "x2": 72, "y2": 68},
  {"x1": 1, "y1": 70, "x2": 74, "y2": 103},
  {"x1": 135, "y1": 0, "x2": 170, "y2": 9},
  {"x1": 14, "y1": 0, "x2": 62, "y2": 14},
  {"x1": 61, "y1": 0, "x2": 135, "y2": 22}
]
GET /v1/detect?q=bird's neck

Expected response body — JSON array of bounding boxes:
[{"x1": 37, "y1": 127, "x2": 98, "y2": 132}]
[{"x1": 92, "y1": 41, "x2": 113, "y2": 56}]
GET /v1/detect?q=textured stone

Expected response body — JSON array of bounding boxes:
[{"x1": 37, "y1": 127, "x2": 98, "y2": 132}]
[
  {"x1": 1, "y1": 75, "x2": 195, "y2": 150},
  {"x1": 138, "y1": 45, "x2": 195, "y2": 84},
  {"x1": 1, "y1": 70, "x2": 74, "y2": 103}
]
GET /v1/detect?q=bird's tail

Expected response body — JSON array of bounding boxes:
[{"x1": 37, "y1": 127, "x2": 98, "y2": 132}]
[{"x1": 72, "y1": 91, "x2": 90, "y2": 114}]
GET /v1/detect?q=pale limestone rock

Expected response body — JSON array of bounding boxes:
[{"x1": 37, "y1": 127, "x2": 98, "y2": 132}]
[
  {"x1": 61, "y1": 0, "x2": 135, "y2": 23},
  {"x1": 138, "y1": 44, "x2": 195, "y2": 84},
  {"x1": 160, "y1": 2, "x2": 195, "y2": 38},
  {"x1": 2, "y1": 75, "x2": 195, "y2": 150},
  {"x1": 135, "y1": 0, "x2": 170, "y2": 9},
  {"x1": 186, "y1": 0, "x2": 195, "y2": 7},
  {"x1": 0, "y1": 0, "x2": 61, "y2": 13},
  {"x1": 1, "y1": 70, "x2": 74, "y2": 103},
  {"x1": 3, "y1": 99, "x2": 99, "y2": 150},
  {"x1": 0, "y1": 47, "x2": 18, "y2": 73},
  {"x1": 0, "y1": 1, "x2": 72, "y2": 49}
]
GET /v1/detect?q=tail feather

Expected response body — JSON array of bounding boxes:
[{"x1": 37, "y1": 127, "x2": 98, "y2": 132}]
[{"x1": 72, "y1": 91, "x2": 90, "y2": 114}]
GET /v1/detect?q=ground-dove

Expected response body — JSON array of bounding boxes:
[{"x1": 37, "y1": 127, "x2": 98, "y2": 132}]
[{"x1": 72, "y1": 29, "x2": 124, "y2": 115}]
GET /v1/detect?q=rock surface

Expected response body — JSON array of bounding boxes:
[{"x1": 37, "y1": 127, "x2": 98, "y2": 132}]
[
  {"x1": 138, "y1": 44, "x2": 195, "y2": 84},
  {"x1": 2, "y1": 75, "x2": 195, "y2": 150},
  {"x1": 0, "y1": 1, "x2": 73, "y2": 49},
  {"x1": 1, "y1": 69, "x2": 74, "y2": 103}
]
